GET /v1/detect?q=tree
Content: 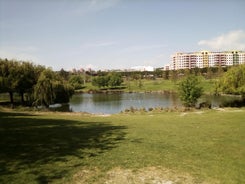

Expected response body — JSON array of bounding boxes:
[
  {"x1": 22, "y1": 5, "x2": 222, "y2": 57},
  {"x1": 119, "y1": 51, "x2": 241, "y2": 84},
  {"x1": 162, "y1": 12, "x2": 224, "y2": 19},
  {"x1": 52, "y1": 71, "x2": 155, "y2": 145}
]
[
  {"x1": 0, "y1": 59, "x2": 19, "y2": 106},
  {"x1": 34, "y1": 69, "x2": 56, "y2": 107},
  {"x1": 68, "y1": 75, "x2": 84, "y2": 90},
  {"x1": 169, "y1": 70, "x2": 178, "y2": 82},
  {"x1": 163, "y1": 70, "x2": 170, "y2": 80},
  {"x1": 0, "y1": 59, "x2": 74, "y2": 108},
  {"x1": 108, "y1": 72, "x2": 123, "y2": 87},
  {"x1": 218, "y1": 65, "x2": 245, "y2": 99},
  {"x1": 217, "y1": 65, "x2": 224, "y2": 77},
  {"x1": 53, "y1": 82, "x2": 74, "y2": 104},
  {"x1": 178, "y1": 75, "x2": 203, "y2": 107},
  {"x1": 15, "y1": 62, "x2": 37, "y2": 105},
  {"x1": 58, "y1": 68, "x2": 69, "y2": 81},
  {"x1": 92, "y1": 76, "x2": 109, "y2": 88},
  {"x1": 193, "y1": 67, "x2": 200, "y2": 76},
  {"x1": 92, "y1": 73, "x2": 123, "y2": 88},
  {"x1": 154, "y1": 68, "x2": 163, "y2": 78},
  {"x1": 34, "y1": 68, "x2": 74, "y2": 107}
]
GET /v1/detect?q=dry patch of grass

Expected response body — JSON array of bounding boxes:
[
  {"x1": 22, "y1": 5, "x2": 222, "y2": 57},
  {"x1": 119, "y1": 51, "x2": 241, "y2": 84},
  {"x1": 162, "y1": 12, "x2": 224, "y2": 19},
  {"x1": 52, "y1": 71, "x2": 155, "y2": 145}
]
[{"x1": 73, "y1": 167, "x2": 219, "y2": 184}]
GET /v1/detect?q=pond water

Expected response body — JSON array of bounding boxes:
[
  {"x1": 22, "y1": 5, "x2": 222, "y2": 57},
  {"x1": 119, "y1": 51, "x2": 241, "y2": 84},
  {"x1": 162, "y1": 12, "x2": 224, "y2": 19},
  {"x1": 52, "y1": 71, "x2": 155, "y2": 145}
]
[{"x1": 67, "y1": 93, "x2": 240, "y2": 114}]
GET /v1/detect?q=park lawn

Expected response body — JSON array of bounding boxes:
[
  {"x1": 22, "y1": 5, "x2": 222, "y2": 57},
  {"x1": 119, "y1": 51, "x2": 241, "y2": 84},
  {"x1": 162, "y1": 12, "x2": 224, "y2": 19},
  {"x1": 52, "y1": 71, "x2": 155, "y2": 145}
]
[
  {"x1": 0, "y1": 108, "x2": 244, "y2": 183},
  {"x1": 124, "y1": 79, "x2": 177, "y2": 92},
  {"x1": 81, "y1": 79, "x2": 178, "y2": 93},
  {"x1": 80, "y1": 78, "x2": 215, "y2": 94}
]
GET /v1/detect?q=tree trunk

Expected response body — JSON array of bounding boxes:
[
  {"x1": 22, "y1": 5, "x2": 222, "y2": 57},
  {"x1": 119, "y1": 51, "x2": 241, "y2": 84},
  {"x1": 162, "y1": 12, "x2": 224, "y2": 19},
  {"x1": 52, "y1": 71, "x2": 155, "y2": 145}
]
[
  {"x1": 9, "y1": 91, "x2": 14, "y2": 108},
  {"x1": 43, "y1": 100, "x2": 49, "y2": 108},
  {"x1": 20, "y1": 92, "x2": 25, "y2": 105}
]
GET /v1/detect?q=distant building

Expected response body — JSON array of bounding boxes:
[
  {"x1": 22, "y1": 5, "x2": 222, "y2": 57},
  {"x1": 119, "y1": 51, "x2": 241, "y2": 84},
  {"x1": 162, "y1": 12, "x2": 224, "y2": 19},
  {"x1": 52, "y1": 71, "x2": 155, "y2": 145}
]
[
  {"x1": 130, "y1": 66, "x2": 154, "y2": 72},
  {"x1": 168, "y1": 51, "x2": 245, "y2": 70}
]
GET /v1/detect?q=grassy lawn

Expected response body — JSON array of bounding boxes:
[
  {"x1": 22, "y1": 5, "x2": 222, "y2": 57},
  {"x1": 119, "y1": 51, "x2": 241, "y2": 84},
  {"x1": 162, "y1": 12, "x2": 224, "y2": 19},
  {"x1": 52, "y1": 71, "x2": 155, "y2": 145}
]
[
  {"x1": 124, "y1": 79, "x2": 177, "y2": 93},
  {"x1": 125, "y1": 78, "x2": 216, "y2": 94},
  {"x1": 0, "y1": 108, "x2": 244, "y2": 183},
  {"x1": 80, "y1": 78, "x2": 216, "y2": 94}
]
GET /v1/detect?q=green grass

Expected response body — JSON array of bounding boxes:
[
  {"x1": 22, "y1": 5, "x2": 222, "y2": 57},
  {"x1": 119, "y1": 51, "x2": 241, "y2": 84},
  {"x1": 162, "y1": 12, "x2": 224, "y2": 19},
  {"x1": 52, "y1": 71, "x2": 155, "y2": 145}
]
[
  {"x1": 80, "y1": 78, "x2": 216, "y2": 94},
  {"x1": 0, "y1": 108, "x2": 244, "y2": 183},
  {"x1": 124, "y1": 79, "x2": 177, "y2": 92}
]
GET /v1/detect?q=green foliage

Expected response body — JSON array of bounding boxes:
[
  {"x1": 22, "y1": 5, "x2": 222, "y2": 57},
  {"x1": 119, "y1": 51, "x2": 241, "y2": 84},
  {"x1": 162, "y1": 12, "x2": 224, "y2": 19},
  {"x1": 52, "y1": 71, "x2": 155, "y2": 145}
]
[
  {"x1": 58, "y1": 68, "x2": 70, "y2": 80},
  {"x1": 108, "y1": 72, "x2": 123, "y2": 87},
  {"x1": 15, "y1": 62, "x2": 39, "y2": 104},
  {"x1": 0, "y1": 59, "x2": 37, "y2": 105},
  {"x1": 170, "y1": 70, "x2": 178, "y2": 82},
  {"x1": 68, "y1": 75, "x2": 84, "y2": 90},
  {"x1": 0, "y1": 59, "x2": 74, "y2": 107},
  {"x1": 218, "y1": 65, "x2": 245, "y2": 98},
  {"x1": 0, "y1": 59, "x2": 18, "y2": 93},
  {"x1": 53, "y1": 82, "x2": 74, "y2": 104},
  {"x1": 178, "y1": 75, "x2": 203, "y2": 107},
  {"x1": 34, "y1": 69, "x2": 74, "y2": 107},
  {"x1": 34, "y1": 69, "x2": 57, "y2": 107},
  {"x1": 92, "y1": 75, "x2": 109, "y2": 88},
  {"x1": 154, "y1": 68, "x2": 163, "y2": 78},
  {"x1": 92, "y1": 72, "x2": 123, "y2": 88},
  {"x1": 163, "y1": 70, "x2": 170, "y2": 80}
]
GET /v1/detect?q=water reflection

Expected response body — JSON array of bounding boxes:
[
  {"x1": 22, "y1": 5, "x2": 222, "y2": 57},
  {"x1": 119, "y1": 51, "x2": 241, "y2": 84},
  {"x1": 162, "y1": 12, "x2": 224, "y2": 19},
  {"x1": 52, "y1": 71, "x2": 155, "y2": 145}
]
[
  {"x1": 69, "y1": 93, "x2": 182, "y2": 114},
  {"x1": 69, "y1": 93, "x2": 123, "y2": 113},
  {"x1": 92, "y1": 93, "x2": 122, "y2": 104},
  {"x1": 68, "y1": 93, "x2": 242, "y2": 114},
  {"x1": 199, "y1": 95, "x2": 241, "y2": 108},
  {"x1": 1, "y1": 92, "x2": 241, "y2": 114}
]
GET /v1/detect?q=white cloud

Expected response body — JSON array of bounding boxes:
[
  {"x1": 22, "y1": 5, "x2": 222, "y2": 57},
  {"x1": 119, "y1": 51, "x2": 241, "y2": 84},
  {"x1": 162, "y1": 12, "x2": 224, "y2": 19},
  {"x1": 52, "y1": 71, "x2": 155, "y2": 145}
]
[{"x1": 198, "y1": 30, "x2": 245, "y2": 50}]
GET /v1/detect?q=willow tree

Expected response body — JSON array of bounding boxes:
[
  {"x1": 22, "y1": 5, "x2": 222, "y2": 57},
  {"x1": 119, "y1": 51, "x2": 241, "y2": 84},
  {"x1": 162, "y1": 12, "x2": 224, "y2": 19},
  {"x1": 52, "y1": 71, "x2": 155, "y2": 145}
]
[
  {"x1": 34, "y1": 69, "x2": 56, "y2": 107},
  {"x1": 219, "y1": 65, "x2": 245, "y2": 99},
  {"x1": 34, "y1": 68, "x2": 74, "y2": 107},
  {"x1": 15, "y1": 61, "x2": 39, "y2": 105},
  {"x1": 0, "y1": 59, "x2": 19, "y2": 106}
]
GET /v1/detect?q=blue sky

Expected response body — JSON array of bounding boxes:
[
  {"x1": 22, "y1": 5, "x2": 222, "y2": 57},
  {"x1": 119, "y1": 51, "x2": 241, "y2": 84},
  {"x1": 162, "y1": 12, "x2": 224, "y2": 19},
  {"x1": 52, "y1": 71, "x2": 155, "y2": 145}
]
[{"x1": 1, "y1": 0, "x2": 245, "y2": 70}]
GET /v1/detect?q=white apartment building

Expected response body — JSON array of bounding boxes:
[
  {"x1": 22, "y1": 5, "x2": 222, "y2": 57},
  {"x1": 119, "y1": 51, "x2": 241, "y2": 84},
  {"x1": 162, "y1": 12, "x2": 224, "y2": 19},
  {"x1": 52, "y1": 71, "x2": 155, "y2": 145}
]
[
  {"x1": 169, "y1": 51, "x2": 245, "y2": 70},
  {"x1": 239, "y1": 52, "x2": 245, "y2": 64}
]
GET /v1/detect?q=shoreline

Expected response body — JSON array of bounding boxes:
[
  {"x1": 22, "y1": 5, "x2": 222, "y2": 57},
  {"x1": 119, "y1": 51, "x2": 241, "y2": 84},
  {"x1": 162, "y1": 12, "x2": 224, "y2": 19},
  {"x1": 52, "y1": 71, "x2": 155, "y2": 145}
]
[
  {"x1": 75, "y1": 89, "x2": 244, "y2": 98},
  {"x1": 75, "y1": 89, "x2": 177, "y2": 94}
]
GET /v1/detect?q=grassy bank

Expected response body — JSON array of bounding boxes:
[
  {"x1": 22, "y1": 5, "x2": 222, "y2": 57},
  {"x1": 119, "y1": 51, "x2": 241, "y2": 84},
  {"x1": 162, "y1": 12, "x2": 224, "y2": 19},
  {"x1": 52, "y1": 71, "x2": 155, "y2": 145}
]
[
  {"x1": 80, "y1": 78, "x2": 216, "y2": 94},
  {"x1": 0, "y1": 108, "x2": 244, "y2": 183}
]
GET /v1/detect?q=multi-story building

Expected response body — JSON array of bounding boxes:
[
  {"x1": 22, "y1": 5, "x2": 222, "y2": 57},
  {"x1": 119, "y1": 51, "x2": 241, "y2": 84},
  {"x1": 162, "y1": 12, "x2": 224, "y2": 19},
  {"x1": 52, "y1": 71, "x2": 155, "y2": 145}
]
[
  {"x1": 239, "y1": 52, "x2": 245, "y2": 64},
  {"x1": 169, "y1": 51, "x2": 245, "y2": 70}
]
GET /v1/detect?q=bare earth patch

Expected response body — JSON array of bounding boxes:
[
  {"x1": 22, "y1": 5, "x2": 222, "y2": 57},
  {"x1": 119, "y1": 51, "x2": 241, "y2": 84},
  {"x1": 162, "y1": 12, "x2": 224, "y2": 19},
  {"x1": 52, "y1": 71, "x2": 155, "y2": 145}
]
[
  {"x1": 179, "y1": 113, "x2": 187, "y2": 116},
  {"x1": 95, "y1": 114, "x2": 111, "y2": 117},
  {"x1": 105, "y1": 167, "x2": 179, "y2": 184},
  {"x1": 73, "y1": 167, "x2": 219, "y2": 184}
]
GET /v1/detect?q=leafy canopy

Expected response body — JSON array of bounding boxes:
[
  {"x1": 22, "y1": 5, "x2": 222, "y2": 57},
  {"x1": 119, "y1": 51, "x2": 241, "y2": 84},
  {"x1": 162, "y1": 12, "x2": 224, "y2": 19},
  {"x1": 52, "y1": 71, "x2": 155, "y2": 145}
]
[
  {"x1": 92, "y1": 72, "x2": 123, "y2": 88},
  {"x1": 0, "y1": 59, "x2": 74, "y2": 107},
  {"x1": 218, "y1": 64, "x2": 245, "y2": 98},
  {"x1": 178, "y1": 75, "x2": 203, "y2": 107}
]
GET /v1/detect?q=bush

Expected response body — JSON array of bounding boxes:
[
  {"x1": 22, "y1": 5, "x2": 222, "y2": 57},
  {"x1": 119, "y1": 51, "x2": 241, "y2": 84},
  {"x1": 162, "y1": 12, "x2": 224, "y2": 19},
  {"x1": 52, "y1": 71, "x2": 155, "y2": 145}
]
[{"x1": 178, "y1": 75, "x2": 203, "y2": 107}]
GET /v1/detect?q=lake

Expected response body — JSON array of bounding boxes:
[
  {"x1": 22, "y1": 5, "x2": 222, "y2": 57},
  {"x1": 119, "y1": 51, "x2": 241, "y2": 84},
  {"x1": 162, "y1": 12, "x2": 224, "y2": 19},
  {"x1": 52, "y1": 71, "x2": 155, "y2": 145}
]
[{"x1": 68, "y1": 93, "x2": 240, "y2": 114}]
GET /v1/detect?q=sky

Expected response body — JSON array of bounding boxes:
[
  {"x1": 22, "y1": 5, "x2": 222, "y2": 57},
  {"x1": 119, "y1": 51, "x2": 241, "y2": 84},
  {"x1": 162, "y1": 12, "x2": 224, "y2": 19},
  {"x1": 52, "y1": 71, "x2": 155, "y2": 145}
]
[{"x1": 1, "y1": 0, "x2": 245, "y2": 71}]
